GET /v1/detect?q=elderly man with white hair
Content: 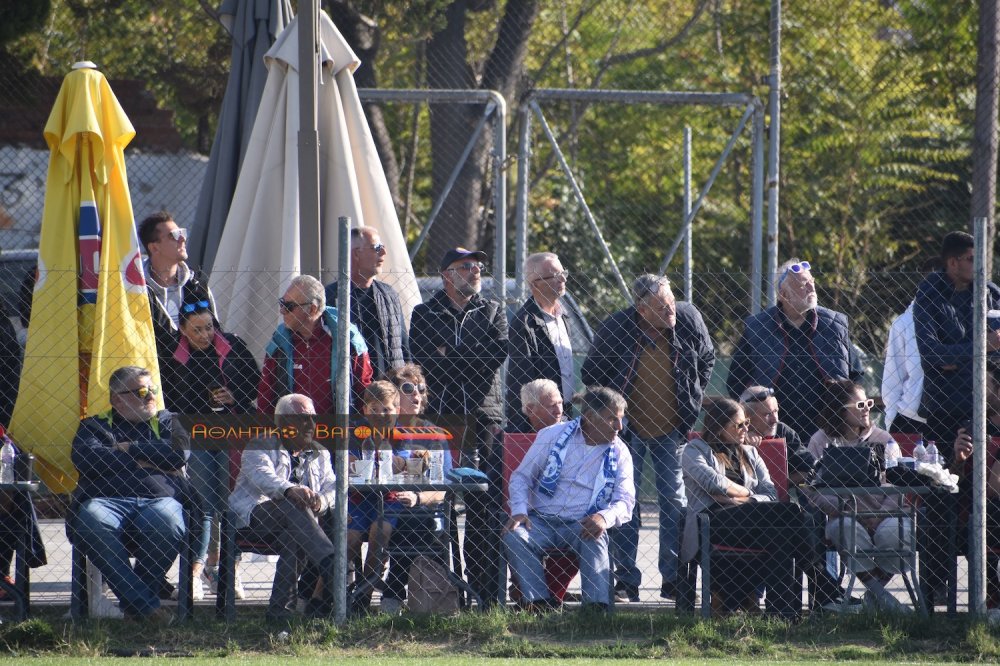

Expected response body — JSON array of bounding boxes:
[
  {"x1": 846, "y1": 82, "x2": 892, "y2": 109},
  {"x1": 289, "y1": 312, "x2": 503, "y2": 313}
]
[
  {"x1": 228, "y1": 394, "x2": 337, "y2": 621},
  {"x1": 520, "y1": 378, "x2": 566, "y2": 432},
  {"x1": 727, "y1": 258, "x2": 863, "y2": 440},
  {"x1": 507, "y1": 252, "x2": 581, "y2": 432}
]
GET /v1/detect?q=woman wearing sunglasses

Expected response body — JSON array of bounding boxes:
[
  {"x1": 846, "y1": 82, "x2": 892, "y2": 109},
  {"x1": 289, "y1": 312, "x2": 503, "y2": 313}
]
[
  {"x1": 378, "y1": 363, "x2": 454, "y2": 614},
  {"x1": 681, "y1": 398, "x2": 808, "y2": 617},
  {"x1": 161, "y1": 284, "x2": 260, "y2": 601},
  {"x1": 805, "y1": 379, "x2": 912, "y2": 612}
]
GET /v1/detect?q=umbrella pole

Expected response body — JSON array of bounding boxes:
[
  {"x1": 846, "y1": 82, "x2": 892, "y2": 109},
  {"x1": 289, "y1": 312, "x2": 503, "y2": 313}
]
[{"x1": 299, "y1": 0, "x2": 321, "y2": 278}]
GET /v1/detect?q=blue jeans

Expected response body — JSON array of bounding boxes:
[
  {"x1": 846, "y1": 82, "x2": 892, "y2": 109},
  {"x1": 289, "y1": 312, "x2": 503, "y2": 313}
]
[
  {"x1": 503, "y1": 513, "x2": 612, "y2": 605},
  {"x1": 73, "y1": 497, "x2": 185, "y2": 616},
  {"x1": 188, "y1": 450, "x2": 228, "y2": 564},
  {"x1": 611, "y1": 429, "x2": 686, "y2": 588}
]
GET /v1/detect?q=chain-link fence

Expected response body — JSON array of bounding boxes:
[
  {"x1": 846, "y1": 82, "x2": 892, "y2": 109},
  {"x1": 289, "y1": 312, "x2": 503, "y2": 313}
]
[{"x1": 0, "y1": 0, "x2": 997, "y2": 622}]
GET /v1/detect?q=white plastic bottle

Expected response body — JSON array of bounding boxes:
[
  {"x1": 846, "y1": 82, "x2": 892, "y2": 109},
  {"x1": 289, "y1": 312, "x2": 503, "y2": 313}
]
[
  {"x1": 0, "y1": 437, "x2": 14, "y2": 484},
  {"x1": 925, "y1": 440, "x2": 940, "y2": 466},
  {"x1": 884, "y1": 439, "x2": 900, "y2": 469},
  {"x1": 913, "y1": 439, "x2": 927, "y2": 463},
  {"x1": 378, "y1": 447, "x2": 394, "y2": 482},
  {"x1": 429, "y1": 448, "x2": 445, "y2": 482}
]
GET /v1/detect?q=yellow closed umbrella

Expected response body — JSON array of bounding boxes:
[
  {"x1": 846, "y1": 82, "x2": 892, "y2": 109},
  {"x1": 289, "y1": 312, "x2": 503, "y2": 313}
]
[{"x1": 10, "y1": 63, "x2": 161, "y2": 494}]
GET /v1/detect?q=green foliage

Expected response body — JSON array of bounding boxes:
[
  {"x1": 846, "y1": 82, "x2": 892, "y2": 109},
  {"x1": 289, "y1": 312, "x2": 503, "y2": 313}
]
[{"x1": 0, "y1": 0, "x2": 51, "y2": 48}]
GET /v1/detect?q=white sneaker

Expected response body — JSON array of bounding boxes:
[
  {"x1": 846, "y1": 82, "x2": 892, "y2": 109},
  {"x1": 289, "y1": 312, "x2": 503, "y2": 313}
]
[
  {"x1": 170, "y1": 576, "x2": 205, "y2": 601},
  {"x1": 233, "y1": 568, "x2": 247, "y2": 600}
]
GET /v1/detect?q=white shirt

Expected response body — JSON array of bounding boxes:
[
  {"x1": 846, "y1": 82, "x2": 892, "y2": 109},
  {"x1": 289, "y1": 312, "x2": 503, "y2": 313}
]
[
  {"x1": 540, "y1": 302, "x2": 575, "y2": 400},
  {"x1": 881, "y1": 302, "x2": 925, "y2": 429}
]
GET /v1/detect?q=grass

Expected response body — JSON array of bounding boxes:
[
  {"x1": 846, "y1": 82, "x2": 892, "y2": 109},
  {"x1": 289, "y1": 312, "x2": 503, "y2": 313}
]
[{"x1": 1, "y1": 606, "x2": 1000, "y2": 662}]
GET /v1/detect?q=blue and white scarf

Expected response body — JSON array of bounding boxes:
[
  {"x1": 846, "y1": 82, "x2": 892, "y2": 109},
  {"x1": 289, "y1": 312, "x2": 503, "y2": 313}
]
[{"x1": 537, "y1": 419, "x2": 619, "y2": 514}]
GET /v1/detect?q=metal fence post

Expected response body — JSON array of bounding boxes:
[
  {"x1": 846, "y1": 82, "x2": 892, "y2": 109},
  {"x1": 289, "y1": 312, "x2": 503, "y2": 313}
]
[
  {"x1": 971, "y1": 216, "x2": 988, "y2": 616},
  {"x1": 333, "y1": 215, "x2": 351, "y2": 624}
]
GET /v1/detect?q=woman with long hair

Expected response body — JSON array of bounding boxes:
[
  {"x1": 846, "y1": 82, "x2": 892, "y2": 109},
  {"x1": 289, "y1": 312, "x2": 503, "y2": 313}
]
[
  {"x1": 161, "y1": 281, "x2": 260, "y2": 600},
  {"x1": 805, "y1": 379, "x2": 912, "y2": 612},
  {"x1": 682, "y1": 397, "x2": 806, "y2": 617}
]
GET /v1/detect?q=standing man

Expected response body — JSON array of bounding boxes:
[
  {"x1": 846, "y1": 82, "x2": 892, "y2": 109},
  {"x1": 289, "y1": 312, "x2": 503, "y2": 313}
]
[
  {"x1": 738, "y1": 385, "x2": 803, "y2": 449},
  {"x1": 507, "y1": 252, "x2": 585, "y2": 433},
  {"x1": 409, "y1": 248, "x2": 508, "y2": 606},
  {"x1": 727, "y1": 258, "x2": 864, "y2": 440},
  {"x1": 582, "y1": 274, "x2": 715, "y2": 602},
  {"x1": 70, "y1": 366, "x2": 188, "y2": 622},
  {"x1": 258, "y1": 275, "x2": 373, "y2": 415},
  {"x1": 324, "y1": 226, "x2": 409, "y2": 377},
  {"x1": 914, "y1": 231, "x2": 1000, "y2": 444},
  {"x1": 138, "y1": 211, "x2": 216, "y2": 356}
]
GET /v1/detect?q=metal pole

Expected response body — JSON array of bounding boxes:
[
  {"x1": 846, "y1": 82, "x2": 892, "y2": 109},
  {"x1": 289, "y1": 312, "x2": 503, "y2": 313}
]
[
  {"x1": 514, "y1": 107, "x2": 532, "y2": 304},
  {"x1": 332, "y1": 216, "x2": 352, "y2": 624},
  {"x1": 971, "y1": 216, "x2": 988, "y2": 616},
  {"x1": 750, "y1": 103, "x2": 765, "y2": 315},
  {"x1": 658, "y1": 102, "x2": 756, "y2": 277},
  {"x1": 530, "y1": 100, "x2": 632, "y2": 303},
  {"x1": 492, "y1": 92, "x2": 508, "y2": 432},
  {"x1": 766, "y1": 0, "x2": 782, "y2": 307},
  {"x1": 683, "y1": 127, "x2": 692, "y2": 302},
  {"x1": 298, "y1": 0, "x2": 321, "y2": 278}
]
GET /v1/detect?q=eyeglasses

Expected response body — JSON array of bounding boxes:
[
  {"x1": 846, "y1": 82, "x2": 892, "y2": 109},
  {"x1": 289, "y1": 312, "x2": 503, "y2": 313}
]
[
  {"x1": 533, "y1": 270, "x2": 569, "y2": 283},
  {"x1": 777, "y1": 260, "x2": 811, "y2": 289},
  {"x1": 445, "y1": 262, "x2": 484, "y2": 272},
  {"x1": 164, "y1": 227, "x2": 187, "y2": 243},
  {"x1": 844, "y1": 398, "x2": 875, "y2": 410},
  {"x1": 182, "y1": 300, "x2": 210, "y2": 314},
  {"x1": 742, "y1": 387, "x2": 774, "y2": 403},
  {"x1": 363, "y1": 243, "x2": 386, "y2": 253},
  {"x1": 733, "y1": 419, "x2": 751, "y2": 430},
  {"x1": 278, "y1": 298, "x2": 314, "y2": 313},
  {"x1": 398, "y1": 381, "x2": 428, "y2": 396},
  {"x1": 115, "y1": 384, "x2": 159, "y2": 400}
]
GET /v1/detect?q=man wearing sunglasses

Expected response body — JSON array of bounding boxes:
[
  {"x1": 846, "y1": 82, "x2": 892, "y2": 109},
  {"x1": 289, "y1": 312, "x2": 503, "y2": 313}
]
[
  {"x1": 410, "y1": 247, "x2": 508, "y2": 607},
  {"x1": 70, "y1": 366, "x2": 189, "y2": 623},
  {"x1": 727, "y1": 258, "x2": 863, "y2": 441},
  {"x1": 324, "y1": 227, "x2": 409, "y2": 376},
  {"x1": 738, "y1": 385, "x2": 802, "y2": 450},
  {"x1": 138, "y1": 211, "x2": 217, "y2": 357},
  {"x1": 259, "y1": 275, "x2": 373, "y2": 416},
  {"x1": 507, "y1": 252, "x2": 589, "y2": 433}
]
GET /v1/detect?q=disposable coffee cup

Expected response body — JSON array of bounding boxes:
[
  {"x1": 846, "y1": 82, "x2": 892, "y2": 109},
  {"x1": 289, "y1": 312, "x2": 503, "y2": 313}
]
[{"x1": 351, "y1": 459, "x2": 374, "y2": 480}]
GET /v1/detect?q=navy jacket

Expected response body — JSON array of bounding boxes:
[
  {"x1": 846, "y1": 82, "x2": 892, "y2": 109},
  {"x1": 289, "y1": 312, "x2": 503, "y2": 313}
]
[
  {"x1": 581, "y1": 302, "x2": 715, "y2": 434},
  {"x1": 410, "y1": 291, "x2": 508, "y2": 423},
  {"x1": 325, "y1": 279, "x2": 410, "y2": 372},
  {"x1": 726, "y1": 305, "x2": 863, "y2": 398},
  {"x1": 71, "y1": 410, "x2": 189, "y2": 503},
  {"x1": 913, "y1": 270, "x2": 1000, "y2": 419}
]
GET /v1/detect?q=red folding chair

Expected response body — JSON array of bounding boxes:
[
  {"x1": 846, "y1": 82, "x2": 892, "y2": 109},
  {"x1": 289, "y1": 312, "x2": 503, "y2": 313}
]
[{"x1": 502, "y1": 432, "x2": 579, "y2": 602}]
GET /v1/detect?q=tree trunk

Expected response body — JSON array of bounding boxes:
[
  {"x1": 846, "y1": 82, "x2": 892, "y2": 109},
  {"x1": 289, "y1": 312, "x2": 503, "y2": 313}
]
[
  {"x1": 972, "y1": 0, "x2": 999, "y2": 273},
  {"x1": 327, "y1": 1, "x2": 402, "y2": 212},
  {"x1": 423, "y1": 0, "x2": 539, "y2": 272}
]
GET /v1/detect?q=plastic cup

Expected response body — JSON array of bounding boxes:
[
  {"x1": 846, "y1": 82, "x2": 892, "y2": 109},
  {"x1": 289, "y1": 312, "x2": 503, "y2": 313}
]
[{"x1": 352, "y1": 459, "x2": 374, "y2": 480}]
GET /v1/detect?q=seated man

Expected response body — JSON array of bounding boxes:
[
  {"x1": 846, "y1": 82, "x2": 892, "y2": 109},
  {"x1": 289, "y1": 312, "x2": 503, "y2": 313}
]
[
  {"x1": 519, "y1": 378, "x2": 566, "y2": 433},
  {"x1": 503, "y1": 386, "x2": 635, "y2": 611},
  {"x1": 228, "y1": 393, "x2": 337, "y2": 620},
  {"x1": 739, "y1": 385, "x2": 803, "y2": 449},
  {"x1": 71, "y1": 366, "x2": 188, "y2": 622}
]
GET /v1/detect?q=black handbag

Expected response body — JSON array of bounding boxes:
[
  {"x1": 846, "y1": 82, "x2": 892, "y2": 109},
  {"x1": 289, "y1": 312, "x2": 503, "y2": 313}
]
[{"x1": 813, "y1": 445, "x2": 881, "y2": 487}]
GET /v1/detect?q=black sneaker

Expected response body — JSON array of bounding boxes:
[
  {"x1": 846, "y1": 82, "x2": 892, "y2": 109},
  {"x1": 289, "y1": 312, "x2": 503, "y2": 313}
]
[
  {"x1": 660, "y1": 580, "x2": 678, "y2": 600},
  {"x1": 614, "y1": 582, "x2": 639, "y2": 603}
]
